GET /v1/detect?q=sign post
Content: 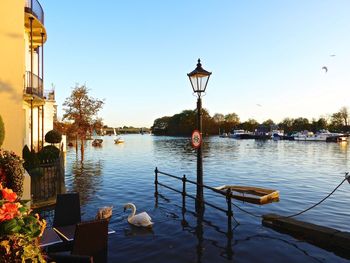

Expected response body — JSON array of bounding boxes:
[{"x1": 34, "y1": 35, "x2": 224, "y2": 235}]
[{"x1": 191, "y1": 130, "x2": 202, "y2": 149}]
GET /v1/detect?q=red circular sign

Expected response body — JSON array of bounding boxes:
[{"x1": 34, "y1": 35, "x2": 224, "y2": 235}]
[{"x1": 191, "y1": 130, "x2": 202, "y2": 148}]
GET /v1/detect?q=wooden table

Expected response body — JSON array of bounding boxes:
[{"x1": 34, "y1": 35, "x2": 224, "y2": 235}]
[
  {"x1": 53, "y1": 225, "x2": 116, "y2": 242},
  {"x1": 39, "y1": 228, "x2": 63, "y2": 247}
]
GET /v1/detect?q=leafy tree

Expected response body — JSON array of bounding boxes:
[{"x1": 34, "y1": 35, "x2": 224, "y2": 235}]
[
  {"x1": 278, "y1": 118, "x2": 294, "y2": 134},
  {"x1": 225, "y1": 113, "x2": 240, "y2": 124},
  {"x1": 339, "y1": 106, "x2": 349, "y2": 127},
  {"x1": 167, "y1": 110, "x2": 196, "y2": 136},
  {"x1": 241, "y1": 118, "x2": 259, "y2": 132},
  {"x1": 92, "y1": 118, "x2": 104, "y2": 135},
  {"x1": 310, "y1": 118, "x2": 328, "y2": 132},
  {"x1": 262, "y1": 119, "x2": 275, "y2": 128},
  {"x1": 212, "y1": 113, "x2": 225, "y2": 123},
  {"x1": 62, "y1": 84, "x2": 104, "y2": 157},
  {"x1": 292, "y1": 117, "x2": 310, "y2": 131},
  {"x1": 330, "y1": 112, "x2": 343, "y2": 132},
  {"x1": 152, "y1": 116, "x2": 171, "y2": 135}
]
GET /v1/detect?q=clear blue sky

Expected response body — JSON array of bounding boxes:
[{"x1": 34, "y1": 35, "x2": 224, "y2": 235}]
[{"x1": 42, "y1": 0, "x2": 350, "y2": 127}]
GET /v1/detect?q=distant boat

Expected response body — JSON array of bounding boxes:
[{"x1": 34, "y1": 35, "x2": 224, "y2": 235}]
[
  {"x1": 229, "y1": 130, "x2": 252, "y2": 139},
  {"x1": 92, "y1": 130, "x2": 103, "y2": 146},
  {"x1": 114, "y1": 128, "x2": 124, "y2": 144},
  {"x1": 271, "y1": 130, "x2": 284, "y2": 140},
  {"x1": 92, "y1": 138, "x2": 103, "y2": 146},
  {"x1": 114, "y1": 137, "x2": 125, "y2": 144},
  {"x1": 293, "y1": 130, "x2": 347, "y2": 142}
]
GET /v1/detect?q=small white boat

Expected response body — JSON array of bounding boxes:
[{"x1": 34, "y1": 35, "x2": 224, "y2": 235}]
[
  {"x1": 114, "y1": 137, "x2": 124, "y2": 144},
  {"x1": 113, "y1": 128, "x2": 125, "y2": 144}
]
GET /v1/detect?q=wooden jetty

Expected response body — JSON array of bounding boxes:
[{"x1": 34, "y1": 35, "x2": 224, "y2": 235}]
[{"x1": 262, "y1": 213, "x2": 350, "y2": 259}]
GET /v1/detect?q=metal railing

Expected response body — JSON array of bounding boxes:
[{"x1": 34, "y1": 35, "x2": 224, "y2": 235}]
[
  {"x1": 24, "y1": 71, "x2": 43, "y2": 98},
  {"x1": 154, "y1": 167, "x2": 234, "y2": 234},
  {"x1": 25, "y1": 0, "x2": 44, "y2": 24}
]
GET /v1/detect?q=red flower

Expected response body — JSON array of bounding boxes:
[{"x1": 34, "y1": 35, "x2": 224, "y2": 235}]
[
  {"x1": 1, "y1": 188, "x2": 17, "y2": 202},
  {"x1": 0, "y1": 202, "x2": 20, "y2": 222}
]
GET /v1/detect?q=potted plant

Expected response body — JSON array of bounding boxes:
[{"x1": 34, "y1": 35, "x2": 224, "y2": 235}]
[{"x1": 0, "y1": 183, "x2": 46, "y2": 262}]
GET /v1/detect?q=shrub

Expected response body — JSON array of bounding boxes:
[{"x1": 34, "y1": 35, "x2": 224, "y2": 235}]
[
  {"x1": 0, "y1": 150, "x2": 25, "y2": 198},
  {"x1": 22, "y1": 146, "x2": 40, "y2": 174},
  {"x1": 38, "y1": 145, "x2": 60, "y2": 162},
  {"x1": 45, "y1": 130, "x2": 62, "y2": 144},
  {"x1": 0, "y1": 115, "x2": 4, "y2": 147}
]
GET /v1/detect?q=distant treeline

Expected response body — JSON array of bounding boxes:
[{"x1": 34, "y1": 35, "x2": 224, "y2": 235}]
[{"x1": 151, "y1": 107, "x2": 350, "y2": 136}]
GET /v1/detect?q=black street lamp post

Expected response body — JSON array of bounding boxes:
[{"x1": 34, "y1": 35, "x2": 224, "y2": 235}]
[{"x1": 187, "y1": 59, "x2": 212, "y2": 213}]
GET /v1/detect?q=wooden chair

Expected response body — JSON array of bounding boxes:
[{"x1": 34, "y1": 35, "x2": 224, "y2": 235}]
[
  {"x1": 49, "y1": 219, "x2": 109, "y2": 263},
  {"x1": 53, "y1": 193, "x2": 81, "y2": 227}
]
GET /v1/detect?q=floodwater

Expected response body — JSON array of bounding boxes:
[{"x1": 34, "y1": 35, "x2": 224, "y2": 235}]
[{"x1": 60, "y1": 135, "x2": 350, "y2": 262}]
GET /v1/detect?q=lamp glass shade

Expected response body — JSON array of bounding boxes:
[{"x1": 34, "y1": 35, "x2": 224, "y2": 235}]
[{"x1": 187, "y1": 59, "x2": 211, "y2": 94}]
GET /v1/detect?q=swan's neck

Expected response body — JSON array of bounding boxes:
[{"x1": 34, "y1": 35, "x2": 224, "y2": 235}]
[{"x1": 128, "y1": 204, "x2": 136, "y2": 218}]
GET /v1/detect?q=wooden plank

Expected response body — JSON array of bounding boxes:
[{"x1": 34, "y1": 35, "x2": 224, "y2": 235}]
[
  {"x1": 215, "y1": 185, "x2": 279, "y2": 205},
  {"x1": 262, "y1": 213, "x2": 350, "y2": 259}
]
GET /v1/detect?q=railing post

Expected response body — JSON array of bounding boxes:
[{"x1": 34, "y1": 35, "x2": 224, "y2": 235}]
[
  {"x1": 154, "y1": 167, "x2": 158, "y2": 197},
  {"x1": 182, "y1": 174, "x2": 186, "y2": 211},
  {"x1": 181, "y1": 174, "x2": 188, "y2": 227},
  {"x1": 226, "y1": 188, "x2": 233, "y2": 239}
]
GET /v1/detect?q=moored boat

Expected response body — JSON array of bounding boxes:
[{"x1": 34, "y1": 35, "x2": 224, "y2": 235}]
[
  {"x1": 229, "y1": 130, "x2": 253, "y2": 139},
  {"x1": 114, "y1": 137, "x2": 125, "y2": 144},
  {"x1": 294, "y1": 130, "x2": 347, "y2": 142},
  {"x1": 92, "y1": 138, "x2": 103, "y2": 146}
]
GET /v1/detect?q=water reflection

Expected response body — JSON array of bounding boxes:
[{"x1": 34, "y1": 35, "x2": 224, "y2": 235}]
[
  {"x1": 124, "y1": 225, "x2": 154, "y2": 237},
  {"x1": 68, "y1": 158, "x2": 104, "y2": 205},
  {"x1": 158, "y1": 190, "x2": 235, "y2": 262}
]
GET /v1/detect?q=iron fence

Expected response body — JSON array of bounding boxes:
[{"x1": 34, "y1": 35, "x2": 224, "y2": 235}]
[
  {"x1": 154, "y1": 167, "x2": 234, "y2": 234},
  {"x1": 31, "y1": 154, "x2": 65, "y2": 206}
]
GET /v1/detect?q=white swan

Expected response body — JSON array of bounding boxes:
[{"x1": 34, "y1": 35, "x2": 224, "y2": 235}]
[{"x1": 123, "y1": 203, "x2": 153, "y2": 228}]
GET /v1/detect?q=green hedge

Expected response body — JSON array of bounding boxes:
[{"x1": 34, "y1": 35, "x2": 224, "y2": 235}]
[
  {"x1": 45, "y1": 130, "x2": 62, "y2": 144},
  {"x1": 38, "y1": 145, "x2": 60, "y2": 162},
  {"x1": 0, "y1": 150, "x2": 25, "y2": 197}
]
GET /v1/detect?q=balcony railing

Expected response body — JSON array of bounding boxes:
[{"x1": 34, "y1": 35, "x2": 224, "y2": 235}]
[
  {"x1": 25, "y1": 0, "x2": 44, "y2": 24},
  {"x1": 25, "y1": 71, "x2": 43, "y2": 98}
]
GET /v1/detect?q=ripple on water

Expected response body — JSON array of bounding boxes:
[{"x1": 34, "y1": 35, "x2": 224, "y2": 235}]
[{"x1": 58, "y1": 135, "x2": 350, "y2": 262}]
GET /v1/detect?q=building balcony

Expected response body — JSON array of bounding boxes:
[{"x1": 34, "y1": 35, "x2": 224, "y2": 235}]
[
  {"x1": 24, "y1": 71, "x2": 45, "y2": 105},
  {"x1": 25, "y1": 0, "x2": 47, "y2": 49},
  {"x1": 25, "y1": 0, "x2": 44, "y2": 24}
]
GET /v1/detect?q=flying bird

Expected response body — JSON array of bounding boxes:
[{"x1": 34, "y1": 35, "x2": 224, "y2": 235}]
[
  {"x1": 256, "y1": 104, "x2": 262, "y2": 107},
  {"x1": 322, "y1": 66, "x2": 328, "y2": 73},
  {"x1": 330, "y1": 54, "x2": 336, "y2": 57}
]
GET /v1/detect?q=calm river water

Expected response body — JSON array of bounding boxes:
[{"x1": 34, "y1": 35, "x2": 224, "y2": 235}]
[{"x1": 60, "y1": 135, "x2": 350, "y2": 262}]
